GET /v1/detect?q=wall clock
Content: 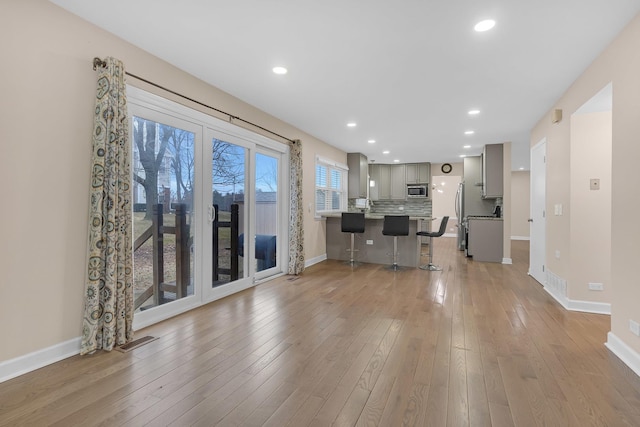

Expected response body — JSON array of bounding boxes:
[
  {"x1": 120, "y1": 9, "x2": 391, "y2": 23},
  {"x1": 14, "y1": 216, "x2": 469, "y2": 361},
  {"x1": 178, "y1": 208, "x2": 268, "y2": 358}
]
[{"x1": 441, "y1": 163, "x2": 452, "y2": 174}]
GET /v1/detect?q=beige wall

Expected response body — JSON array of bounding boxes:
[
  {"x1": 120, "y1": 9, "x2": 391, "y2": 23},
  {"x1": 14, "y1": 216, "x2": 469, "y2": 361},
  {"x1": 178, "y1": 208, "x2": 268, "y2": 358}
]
[
  {"x1": 531, "y1": 14, "x2": 640, "y2": 354},
  {"x1": 570, "y1": 111, "x2": 612, "y2": 302},
  {"x1": 0, "y1": 0, "x2": 345, "y2": 362},
  {"x1": 510, "y1": 171, "x2": 530, "y2": 239}
]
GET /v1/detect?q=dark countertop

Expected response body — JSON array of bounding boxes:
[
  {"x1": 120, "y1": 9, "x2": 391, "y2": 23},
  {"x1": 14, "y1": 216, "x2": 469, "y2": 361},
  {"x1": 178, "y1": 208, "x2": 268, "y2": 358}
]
[{"x1": 321, "y1": 213, "x2": 432, "y2": 221}]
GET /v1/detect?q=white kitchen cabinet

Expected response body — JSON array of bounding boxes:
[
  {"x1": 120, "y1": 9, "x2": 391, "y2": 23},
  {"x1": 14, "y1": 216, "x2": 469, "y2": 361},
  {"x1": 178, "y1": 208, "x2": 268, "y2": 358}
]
[
  {"x1": 405, "y1": 163, "x2": 430, "y2": 184},
  {"x1": 482, "y1": 144, "x2": 503, "y2": 199}
]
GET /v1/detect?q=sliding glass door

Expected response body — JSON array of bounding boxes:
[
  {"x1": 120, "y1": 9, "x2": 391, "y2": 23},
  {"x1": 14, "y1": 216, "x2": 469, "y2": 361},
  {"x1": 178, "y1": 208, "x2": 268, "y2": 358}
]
[
  {"x1": 129, "y1": 111, "x2": 199, "y2": 317},
  {"x1": 254, "y1": 150, "x2": 280, "y2": 279},
  {"x1": 128, "y1": 85, "x2": 289, "y2": 327}
]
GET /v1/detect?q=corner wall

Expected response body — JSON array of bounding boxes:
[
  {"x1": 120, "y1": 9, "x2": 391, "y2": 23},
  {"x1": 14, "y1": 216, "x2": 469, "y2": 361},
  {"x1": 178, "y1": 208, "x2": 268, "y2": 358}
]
[{"x1": 531, "y1": 13, "x2": 640, "y2": 366}]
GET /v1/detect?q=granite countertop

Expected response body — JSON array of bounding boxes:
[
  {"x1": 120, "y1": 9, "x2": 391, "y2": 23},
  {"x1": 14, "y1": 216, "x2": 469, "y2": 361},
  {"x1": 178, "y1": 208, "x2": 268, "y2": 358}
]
[
  {"x1": 466, "y1": 216, "x2": 503, "y2": 221},
  {"x1": 321, "y1": 212, "x2": 432, "y2": 221}
]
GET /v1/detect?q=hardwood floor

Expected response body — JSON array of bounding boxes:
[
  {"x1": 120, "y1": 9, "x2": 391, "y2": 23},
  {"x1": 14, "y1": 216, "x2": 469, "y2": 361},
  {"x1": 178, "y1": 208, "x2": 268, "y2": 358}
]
[{"x1": 2, "y1": 238, "x2": 640, "y2": 426}]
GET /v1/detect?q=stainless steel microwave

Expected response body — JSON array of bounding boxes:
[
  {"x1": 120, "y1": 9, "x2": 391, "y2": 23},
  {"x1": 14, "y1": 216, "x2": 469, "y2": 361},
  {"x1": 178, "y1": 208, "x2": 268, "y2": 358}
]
[{"x1": 407, "y1": 185, "x2": 428, "y2": 198}]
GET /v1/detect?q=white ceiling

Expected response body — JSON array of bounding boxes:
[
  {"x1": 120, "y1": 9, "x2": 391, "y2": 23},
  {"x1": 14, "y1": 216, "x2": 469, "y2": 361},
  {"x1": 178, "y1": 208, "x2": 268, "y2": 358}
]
[{"x1": 51, "y1": 0, "x2": 640, "y2": 170}]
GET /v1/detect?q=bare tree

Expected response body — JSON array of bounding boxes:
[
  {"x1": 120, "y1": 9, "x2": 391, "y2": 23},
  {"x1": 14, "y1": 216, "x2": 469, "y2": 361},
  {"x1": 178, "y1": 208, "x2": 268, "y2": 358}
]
[
  {"x1": 165, "y1": 126, "x2": 194, "y2": 205},
  {"x1": 212, "y1": 139, "x2": 245, "y2": 190},
  {"x1": 255, "y1": 154, "x2": 278, "y2": 192},
  {"x1": 132, "y1": 117, "x2": 171, "y2": 219}
]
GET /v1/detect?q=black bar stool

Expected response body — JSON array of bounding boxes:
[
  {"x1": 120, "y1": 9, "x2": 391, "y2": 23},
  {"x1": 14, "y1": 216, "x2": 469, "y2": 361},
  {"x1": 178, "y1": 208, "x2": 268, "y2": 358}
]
[
  {"x1": 417, "y1": 216, "x2": 449, "y2": 271},
  {"x1": 382, "y1": 215, "x2": 409, "y2": 270},
  {"x1": 341, "y1": 212, "x2": 365, "y2": 265}
]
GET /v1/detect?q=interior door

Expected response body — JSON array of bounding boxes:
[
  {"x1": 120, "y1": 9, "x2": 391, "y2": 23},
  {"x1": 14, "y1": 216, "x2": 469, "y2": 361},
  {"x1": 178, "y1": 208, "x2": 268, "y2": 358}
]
[{"x1": 529, "y1": 139, "x2": 546, "y2": 285}]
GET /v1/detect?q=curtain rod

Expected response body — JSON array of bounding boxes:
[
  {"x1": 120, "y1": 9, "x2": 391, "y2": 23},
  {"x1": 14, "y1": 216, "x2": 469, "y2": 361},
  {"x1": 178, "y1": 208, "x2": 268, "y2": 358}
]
[{"x1": 92, "y1": 57, "x2": 296, "y2": 144}]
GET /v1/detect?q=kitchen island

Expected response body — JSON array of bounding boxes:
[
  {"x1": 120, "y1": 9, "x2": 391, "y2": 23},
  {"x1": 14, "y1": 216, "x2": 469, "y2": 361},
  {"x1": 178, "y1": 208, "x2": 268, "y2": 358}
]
[{"x1": 323, "y1": 214, "x2": 431, "y2": 268}]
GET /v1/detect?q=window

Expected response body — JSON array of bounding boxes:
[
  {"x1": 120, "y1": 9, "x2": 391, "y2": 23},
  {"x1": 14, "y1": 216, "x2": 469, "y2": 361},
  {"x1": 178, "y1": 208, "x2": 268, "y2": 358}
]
[{"x1": 315, "y1": 157, "x2": 347, "y2": 214}]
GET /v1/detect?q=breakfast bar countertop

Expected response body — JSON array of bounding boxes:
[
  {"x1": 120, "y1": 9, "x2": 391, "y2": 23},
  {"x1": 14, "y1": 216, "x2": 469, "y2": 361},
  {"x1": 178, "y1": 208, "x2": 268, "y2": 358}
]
[{"x1": 321, "y1": 212, "x2": 432, "y2": 221}]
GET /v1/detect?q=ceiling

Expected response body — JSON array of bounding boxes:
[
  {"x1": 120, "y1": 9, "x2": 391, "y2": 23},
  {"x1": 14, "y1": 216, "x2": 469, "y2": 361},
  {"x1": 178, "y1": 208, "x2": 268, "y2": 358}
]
[{"x1": 51, "y1": 0, "x2": 640, "y2": 170}]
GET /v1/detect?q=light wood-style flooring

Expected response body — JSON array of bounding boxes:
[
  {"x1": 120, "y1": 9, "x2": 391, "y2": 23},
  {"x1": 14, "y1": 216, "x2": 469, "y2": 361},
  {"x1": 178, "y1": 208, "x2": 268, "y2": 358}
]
[{"x1": 2, "y1": 239, "x2": 640, "y2": 426}]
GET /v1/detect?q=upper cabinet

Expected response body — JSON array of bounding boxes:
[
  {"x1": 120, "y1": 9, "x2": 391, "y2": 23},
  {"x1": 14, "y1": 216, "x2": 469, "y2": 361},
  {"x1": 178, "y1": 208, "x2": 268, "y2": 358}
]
[
  {"x1": 390, "y1": 164, "x2": 406, "y2": 200},
  {"x1": 347, "y1": 152, "x2": 368, "y2": 198},
  {"x1": 369, "y1": 164, "x2": 391, "y2": 200},
  {"x1": 482, "y1": 144, "x2": 503, "y2": 199},
  {"x1": 405, "y1": 163, "x2": 430, "y2": 184},
  {"x1": 369, "y1": 162, "x2": 431, "y2": 200}
]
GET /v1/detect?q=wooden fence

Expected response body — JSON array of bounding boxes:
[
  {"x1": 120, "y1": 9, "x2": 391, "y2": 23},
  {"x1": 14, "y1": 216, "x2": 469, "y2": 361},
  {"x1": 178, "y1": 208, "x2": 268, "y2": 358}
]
[{"x1": 133, "y1": 203, "x2": 191, "y2": 309}]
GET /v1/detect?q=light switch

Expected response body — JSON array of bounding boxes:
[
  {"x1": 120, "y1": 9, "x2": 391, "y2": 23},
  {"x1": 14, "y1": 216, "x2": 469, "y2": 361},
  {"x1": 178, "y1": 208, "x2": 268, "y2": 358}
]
[{"x1": 590, "y1": 179, "x2": 600, "y2": 190}]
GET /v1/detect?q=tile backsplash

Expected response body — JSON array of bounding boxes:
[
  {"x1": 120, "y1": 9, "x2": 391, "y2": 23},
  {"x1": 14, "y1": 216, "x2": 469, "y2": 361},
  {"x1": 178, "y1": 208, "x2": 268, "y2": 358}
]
[{"x1": 349, "y1": 198, "x2": 432, "y2": 217}]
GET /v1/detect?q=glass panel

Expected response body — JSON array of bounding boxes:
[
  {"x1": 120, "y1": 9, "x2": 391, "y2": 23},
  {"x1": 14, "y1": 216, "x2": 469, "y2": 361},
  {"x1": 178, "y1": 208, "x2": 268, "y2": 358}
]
[
  {"x1": 212, "y1": 139, "x2": 247, "y2": 286},
  {"x1": 132, "y1": 116, "x2": 195, "y2": 310},
  {"x1": 255, "y1": 152, "x2": 278, "y2": 272}
]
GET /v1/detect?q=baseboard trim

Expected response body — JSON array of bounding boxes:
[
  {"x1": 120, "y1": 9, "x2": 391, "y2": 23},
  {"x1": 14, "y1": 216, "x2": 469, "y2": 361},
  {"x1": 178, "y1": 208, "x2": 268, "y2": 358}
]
[
  {"x1": 305, "y1": 253, "x2": 327, "y2": 268},
  {"x1": 502, "y1": 258, "x2": 513, "y2": 265},
  {"x1": 443, "y1": 233, "x2": 457, "y2": 238},
  {"x1": 544, "y1": 285, "x2": 611, "y2": 315},
  {"x1": 511, "y1": 236, "x2": 530, "y2": 241},
  {"x1": 0, "y1": 336, "x2": 81, "y2": 383},
  {"x1": 606, "y1": 332, "x2": 640, "y2": 378}
]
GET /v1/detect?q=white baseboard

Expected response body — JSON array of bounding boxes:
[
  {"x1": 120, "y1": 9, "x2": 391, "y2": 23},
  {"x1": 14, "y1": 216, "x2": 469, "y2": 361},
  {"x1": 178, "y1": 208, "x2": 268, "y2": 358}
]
[
  {"x1": 544, "y1": 285, "x2": 611, "y2": 315},
  {"x1": 0, "y1": 336, "x2": 81, "y2": 383},
  {"x1": 544, "y1": 270, "x2": 611, "y2": 314},
  {"x1": 305, "y1": 253, "x2": 327, "y2": 268},
  {"x1": 606, "y1": 332, "x2": 640, "y2": 378},
  {"x1": 511, "y1": 236, "x2": 530, "y2": 241},
  {"x1": 443, "y1": 233, "x2": 457, "y2": 238},
  {"x1": 502, "y1": 258, "x2": 513, "y2": 265}
]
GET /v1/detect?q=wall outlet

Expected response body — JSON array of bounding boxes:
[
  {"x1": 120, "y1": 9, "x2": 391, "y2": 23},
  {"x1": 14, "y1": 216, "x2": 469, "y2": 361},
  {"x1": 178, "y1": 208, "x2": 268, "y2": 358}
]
[
  {"x1": 366, "y1": 240, "x2": 373, "y2": 245},
  {"x1": 588, "y1": 282, "x2": 604, "y2": 291},
  {"x1": 629, "y1": 319, "x2": 640, "y2": 337},
  {"x1": 555, "y1": 250, "x2": 560, "y2": 259},
  {"x1": 590, "y1": 178, "x2": 600, "y2": 190}
]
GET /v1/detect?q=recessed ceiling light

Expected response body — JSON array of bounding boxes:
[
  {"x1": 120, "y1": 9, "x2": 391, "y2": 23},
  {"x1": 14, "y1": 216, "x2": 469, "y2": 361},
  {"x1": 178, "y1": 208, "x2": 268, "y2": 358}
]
[
  {"x1": 519, "y1": 167, "x2": 525, "y2": 170},
  {"x1": 383, "y1": 150, "x2": 390, "y2": 154},
  {"x1": 393, "y1": 159, "x2": 400, "y2": 163},
  {"x1": 459, "y1": 154, "x2": 467, "y2": 158},
  {"x1": 468, "y1": 109, "x2": 480, "y2": 115},
  {"x1": 464, "y1": 130, "x2": 475, "y2": 135},
  {"x1": 347, "y1": 122, "x2": 357, "y2": 128},
  {"x1": 368, "y1": 139, "x2": 376, "y2": 144},
  {"x1": 474, "y1": 19, "x2": 495, "y2": 32},
  {"x1": 463, "y1": 145, "x2": 471, "y2": 149},
  {"x1": 272, "y1": 66, "x2": 288, "y2": 75}
]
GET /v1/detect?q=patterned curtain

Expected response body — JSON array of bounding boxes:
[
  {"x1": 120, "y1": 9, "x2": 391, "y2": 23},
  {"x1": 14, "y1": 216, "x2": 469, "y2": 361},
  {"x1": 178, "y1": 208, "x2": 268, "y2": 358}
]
[
  {"x1": 81, "y1": 57, "x2": 133, "y2": 355},
  {"x1": 288, "y1": 139, "x2": 305, "y2": 274}
]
